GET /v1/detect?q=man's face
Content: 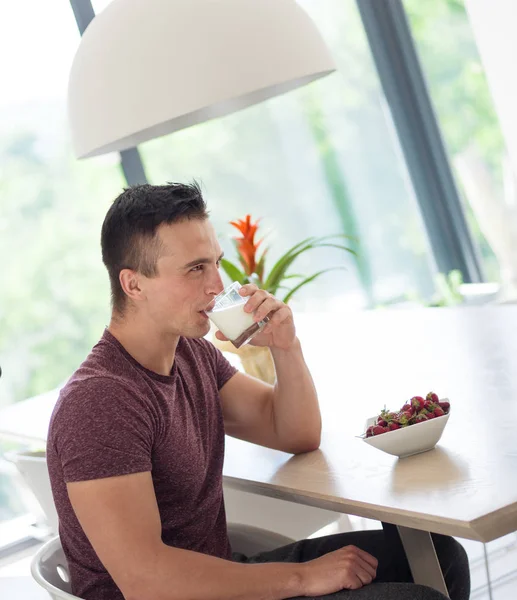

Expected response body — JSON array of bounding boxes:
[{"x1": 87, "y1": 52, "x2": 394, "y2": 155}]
[{"x1": 139, "y1": 218, "x2": 225, "y2": 338}]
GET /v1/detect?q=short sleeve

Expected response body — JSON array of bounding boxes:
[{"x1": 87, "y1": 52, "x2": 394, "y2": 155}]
[
  {"x1": 199, "y1": 339, "x2": 238, "y2": 390},
  {"x1": 50, "y1": 377, "x2": 153, "y2": 483}
]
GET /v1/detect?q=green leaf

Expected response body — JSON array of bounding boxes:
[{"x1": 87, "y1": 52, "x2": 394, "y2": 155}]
[
  {"x1": 220, "y1": 258, "x2": 246, "y2": 284},
  {"x1": 319, "y1": 243, "x2": 357, "y2": 254},
  {"x1": 264, "y1": 241, "x2": 355, "y2": 294},
  {"x1": 263, "y1": 237, "x2": 321, "y2": 290},
  {"x1": 263, "y1": 239, "x2": 315, "y2": 294},
  {"x1": 255, "y1": 248, "x2": 268, "y2": 283},
  {"x1": 238, "y1": 255, "x2": 249, "y2": 273},
  {"x1": 264, "y1": 235, "x2": 352, "y2": 284},
  {"x1": 313, "y1": 233, "x2": 358, "y2": 243},
  {"x1": 282, "y1": 268, "x2": 346, "y2": 304},
  {"x1": 248, "y1": 273, "x2": 262, "y2": 287}
]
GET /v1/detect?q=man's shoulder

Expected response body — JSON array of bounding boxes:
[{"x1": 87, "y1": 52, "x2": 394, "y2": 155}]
[
  {"x1": 63, "y1": 340, "x2": 131, "y2": 392},
  {"x1": 51, "y1": 336, "x2": 139, "y2": 417},
  {"x1": 59, "y1": 371, "x2": 132, "y2": 399}
]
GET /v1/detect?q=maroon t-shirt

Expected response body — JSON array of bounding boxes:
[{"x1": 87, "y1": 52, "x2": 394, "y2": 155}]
[{"x1": 46, "y1": 329, "x2": 237, "y2": 600}]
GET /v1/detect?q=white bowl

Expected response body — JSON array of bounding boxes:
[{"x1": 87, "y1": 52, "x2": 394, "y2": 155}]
[{"x1": 362, "y1": 404, "x2": 450, "y2": 459}]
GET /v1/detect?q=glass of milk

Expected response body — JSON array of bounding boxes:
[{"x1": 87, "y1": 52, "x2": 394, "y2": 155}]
[{"x1": 207, "y1": 282, "x2": 268, "y2": 348}]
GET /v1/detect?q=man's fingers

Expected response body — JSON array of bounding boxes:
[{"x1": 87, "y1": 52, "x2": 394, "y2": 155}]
[
  {"x1": 266, "y1": 306, "x2": 292, "y2": 325},
  {"x1": 262, "y1": 307, "x2": 291, "y2": 332},
  {"x1": 354, "y1": 555, "x2": 377, "y2": 581},
  {"x1": 354, "y1": 564, "x2": 374, "y2": 587},
  {"x1": 345, "y1": 545, "x2": 378, "y2": 571},
  {"x1": 252, "y1": 298, "x2": 279, "y2": 322},
  {"x1": 355, "y1": 547, "x2": 379, "y2": 571},
  {"x1": 239, "y1": 283, "x2": 259, "y2": 297},
  {"x1": 344, "y1": 574, "x2": 364, "y2": 590},
  {"x1": 243, "y1": 289, "x2": 269, "y2": 313}
]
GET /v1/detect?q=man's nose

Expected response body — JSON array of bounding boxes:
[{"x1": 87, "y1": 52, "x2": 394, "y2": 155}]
[{"x1": 207, "y1": 268, "x2": 225, "y2": 296}]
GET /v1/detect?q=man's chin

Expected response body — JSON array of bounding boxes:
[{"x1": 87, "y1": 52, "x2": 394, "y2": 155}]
[{"x1": 181, "y1": 318, "x2": 211, "y2": 339}]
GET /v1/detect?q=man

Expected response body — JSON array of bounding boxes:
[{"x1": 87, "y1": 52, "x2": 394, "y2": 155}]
[{"x1": 47, "y1": 182, "x2": 470, "y2": 600}]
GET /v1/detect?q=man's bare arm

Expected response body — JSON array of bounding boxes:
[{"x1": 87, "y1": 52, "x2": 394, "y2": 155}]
[
  {"x1": 67, "y1": 472, "x2": 302, "y2": 600},
  {"x1": 220, "y1": 339, "x2": 321, "y2": 455},
  {"x1": 218, "y1": 284, "x2": 321, "y2": 454}
]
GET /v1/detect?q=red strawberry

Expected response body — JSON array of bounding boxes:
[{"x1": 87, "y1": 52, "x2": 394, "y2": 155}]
[
  {"x1": 377, "y1": 418, "x2": 388, "y2": 427},
  {"x1": 411, "y1": 396, "x2": 425, "y2": 410},
  {"x1": 426, "y1": 392, "x2": 439, "y2": 404},
  {"x1": 388, "y1": 422, "x2": 401, "y2": 431},
  {"x1": 401, "y1": 405, "x2": 416, "y2": 417},
  {"x1": 366, "y1": 426, "x2": 375, "y2": 438},
  {"x1": 424, "y1": 400, "x2": 434, "y2": 410},
  {"x1": 415, "y1": 414, "x2": 428, "y2": 423},
  {"x1": 438, "y1": 401, "x2": 450, "y2": 413},
  {"x1": 426, "y1": 412, "x2": 436, "y2": 419},
  {"x1": 373, "y1": 425, "x2": 388, "y2": 435},
  {"x1": 434, "y1": 406, "x2": 445, "y2": 417}
]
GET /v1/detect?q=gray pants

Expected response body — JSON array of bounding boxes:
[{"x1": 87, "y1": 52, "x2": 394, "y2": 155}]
[{"x1": 233, "y1": 524, "x2": 470, "y2": 600}]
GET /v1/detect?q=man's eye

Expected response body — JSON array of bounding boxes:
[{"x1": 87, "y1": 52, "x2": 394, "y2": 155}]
[{"x1": 190, "y1": 265, "x2": 203, "y2": 272}]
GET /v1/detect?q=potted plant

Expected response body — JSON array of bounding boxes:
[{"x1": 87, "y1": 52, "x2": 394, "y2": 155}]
[{"x1": 212, "y1": 215, "x2": 354, "y2": 383}]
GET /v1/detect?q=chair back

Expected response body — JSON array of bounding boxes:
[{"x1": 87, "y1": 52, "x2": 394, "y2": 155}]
[
  {"x1": 5, "y1": 450, "x2": 59, "y2": 533},
  {"x1": 31, "y1": 536, "x2": 80, "y2": 599}
]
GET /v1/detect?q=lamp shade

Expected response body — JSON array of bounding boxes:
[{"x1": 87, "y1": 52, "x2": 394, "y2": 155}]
[{"x1": 68, "y1": 0, "x2": 336, "y2": 158}]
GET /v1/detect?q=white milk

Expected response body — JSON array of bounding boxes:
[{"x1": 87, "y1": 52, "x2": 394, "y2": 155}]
[{"x1": 208, "y1": 303, "x2": 255, "y2": 341}]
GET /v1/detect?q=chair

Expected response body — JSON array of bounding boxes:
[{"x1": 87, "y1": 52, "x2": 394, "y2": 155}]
[
  {"x1": 223, "y1": 484, "x2": 349, "y2": 540},
  {"x1": 4, "y1": 450, "x2": 59, "y2": 534},
  {"x1": 227, "y1": 522, "x2": 294, "y2": 555},
  {"x1": 32, "y1": 527, "x2": 296, "y2": 600},
  {"x1": 31, "y1": 537, "x2": 76, "y2": 600}
]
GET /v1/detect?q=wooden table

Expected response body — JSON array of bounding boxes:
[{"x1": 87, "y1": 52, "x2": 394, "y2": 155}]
[
  {"x1": 4, "y1": 306, "x2": 517, "y2": 597},
  {"x1": 223, "y1": 306, "x2": 517, "y2": 597}
]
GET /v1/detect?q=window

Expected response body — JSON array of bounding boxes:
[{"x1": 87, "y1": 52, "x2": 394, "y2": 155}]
[
  {"x1": 5, "y1": 0, "x2": 494, "y2": 547},
  {"x1": 0, "y1": 0, "x2": 440, "y2": 540},
  {"x1": 404, "y1": 0, "x2": 512, "y2": 292},
  {"x1": 140, "y1": 0, "x2": 437, "y2": 311},
  {"x1": 0, "y1": 0, "x2": 124, "y2": 533}
]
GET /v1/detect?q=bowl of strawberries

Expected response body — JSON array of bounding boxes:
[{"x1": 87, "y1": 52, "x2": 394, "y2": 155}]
[{"x1": 361, "y1": 392, "x2": 450, "y2": 458}]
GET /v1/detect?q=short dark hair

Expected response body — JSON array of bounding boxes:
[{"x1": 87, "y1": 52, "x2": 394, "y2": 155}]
[{"x1": 101, "y1": 181, "x2": 209, "y2": 315}]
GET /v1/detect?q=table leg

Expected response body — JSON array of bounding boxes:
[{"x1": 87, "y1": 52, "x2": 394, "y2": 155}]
[{"x1": 397, "y1": 526, "x2": 449, "y2": 598}]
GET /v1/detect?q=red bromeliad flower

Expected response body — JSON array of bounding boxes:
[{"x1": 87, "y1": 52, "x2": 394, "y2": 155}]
[
  {"x1": 230, "y1": 215, "x2": 264, "y2": 277},
  {"x1": 221, "y1": 215, "x2": 353, "y2": 301}
]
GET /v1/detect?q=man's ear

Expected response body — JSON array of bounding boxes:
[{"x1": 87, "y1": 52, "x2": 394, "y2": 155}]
[{"x1": 119, "y1": 269, "x2": 146, "y2": 303}]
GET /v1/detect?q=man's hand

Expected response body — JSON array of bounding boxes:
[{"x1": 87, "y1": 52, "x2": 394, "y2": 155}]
[
  {"x1": 214, "y1": 284, "x2": 296, "y2": 350},
  {"x1": 299, "y1": 545, "x2": 378, "y2": 595}
]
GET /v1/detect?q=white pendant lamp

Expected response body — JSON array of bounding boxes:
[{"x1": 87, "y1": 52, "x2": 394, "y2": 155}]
[{"x1": 68, "y1": 0, "x2": 336, "y2": 159}]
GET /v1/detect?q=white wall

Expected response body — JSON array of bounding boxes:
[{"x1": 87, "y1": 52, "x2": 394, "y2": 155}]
[{"x1": 465, "y1": 0, "x2": 517, "y2": 179}]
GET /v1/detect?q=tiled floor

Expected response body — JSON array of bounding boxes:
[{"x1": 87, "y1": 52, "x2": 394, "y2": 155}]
[
  {"x1": 0, "y1": 544, "x2": 48, "y2": 599},
  {"x1": 2, "y1": 529, "x2": 517, "y2": 599},
  {"x1": 465, "y1": 533, "x2": 517, "y2": 600}
]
